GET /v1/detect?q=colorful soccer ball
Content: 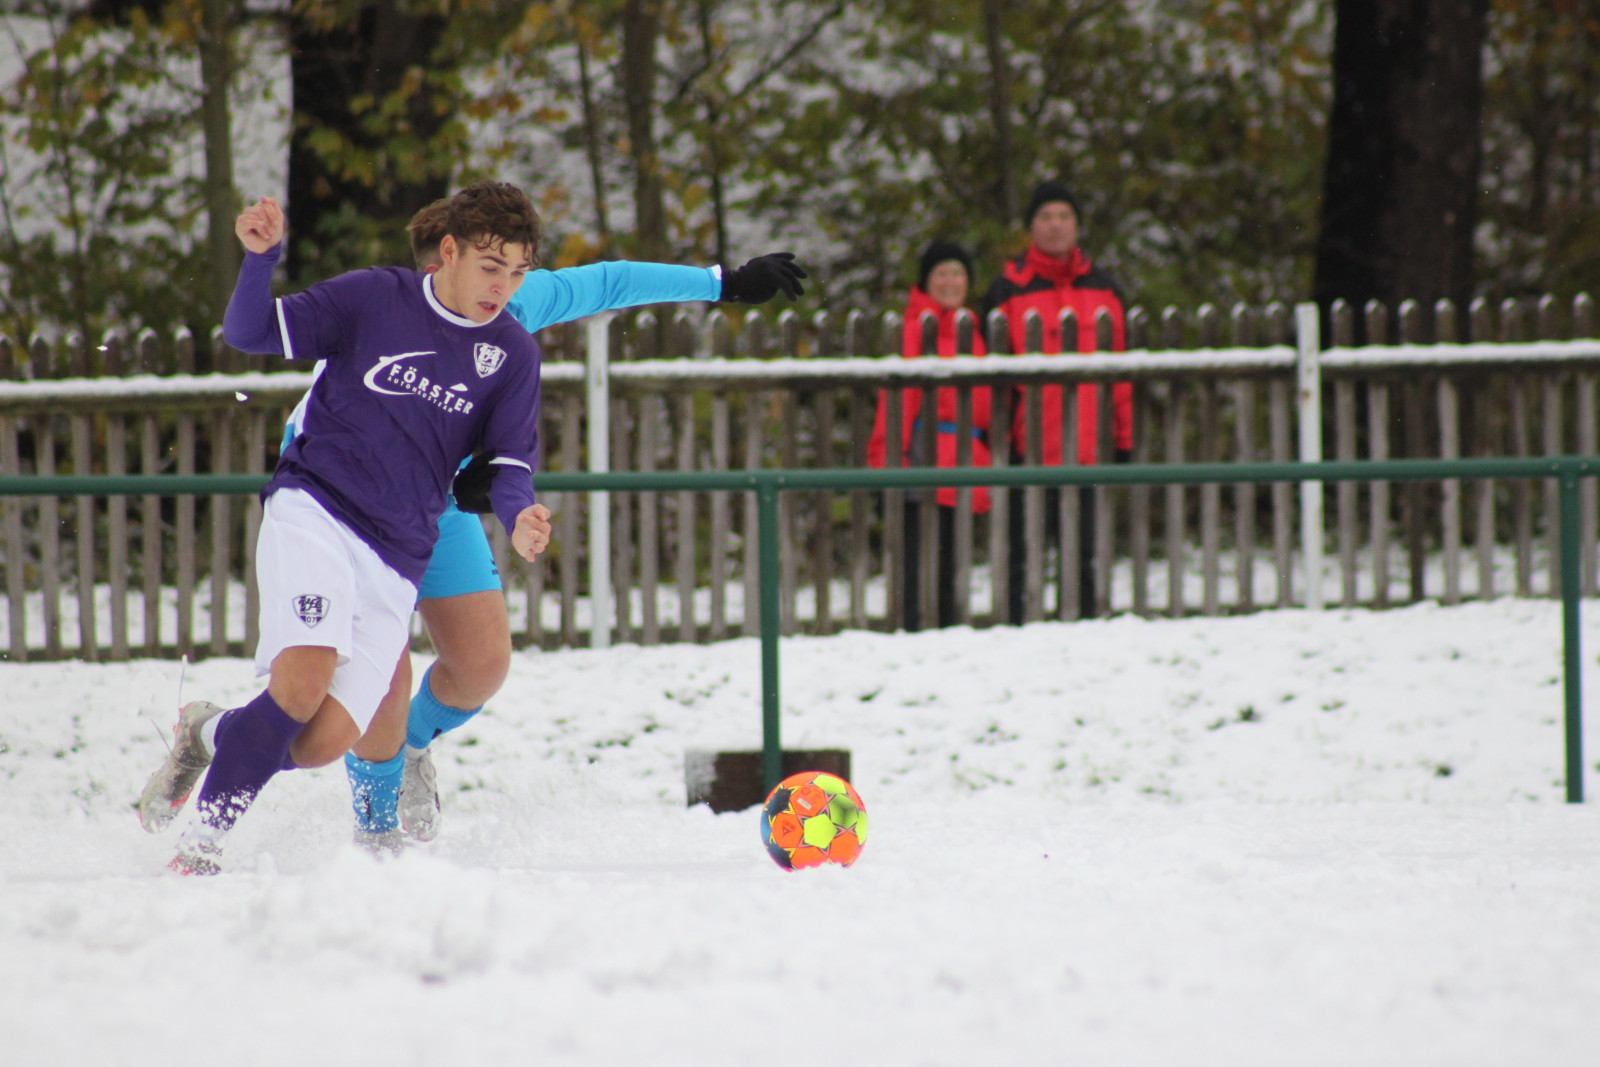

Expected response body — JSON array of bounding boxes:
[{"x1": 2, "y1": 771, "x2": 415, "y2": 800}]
[{"x1": 760, "y1": 771, "x2": 868, "y2": 870}]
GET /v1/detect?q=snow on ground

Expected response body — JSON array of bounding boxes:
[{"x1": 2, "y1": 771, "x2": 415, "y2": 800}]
[{"x1": 3, "y1": 599, "x2": 1600, "y2": 1064}]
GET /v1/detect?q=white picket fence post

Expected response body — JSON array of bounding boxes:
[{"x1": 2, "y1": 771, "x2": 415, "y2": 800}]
[
  {"x1": 1296, "y1": 302, "x2": 1324, "y2": 611},
  {"x1": 585, "y1": 314, "x2": 613, "y2": 649}
]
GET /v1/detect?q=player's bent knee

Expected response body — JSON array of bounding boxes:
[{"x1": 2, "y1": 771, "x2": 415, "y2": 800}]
[
  {"x1": 269, "y1": 680, "x2": 334, "y2": 722},
  {"x1": 435, "y1": 646, "x2": 509, "y2": 708},
  {"x1": 268, "y1": 645, "x2": 339, "y2": 721},
  {"x1": 458, "y1": 642, "x2": 511, "y2": 690}
]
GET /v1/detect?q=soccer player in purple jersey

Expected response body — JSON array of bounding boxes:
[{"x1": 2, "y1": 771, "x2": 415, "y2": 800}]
[
  {"x1": 330, "y1": 202, "x2": 804, "y2": 850},
  {"x1": 138, "y1": 184, "x2": 806, "y2": 873},
  {"x1": 138, "y1": 182, "x2": 555, "y2": 874}
]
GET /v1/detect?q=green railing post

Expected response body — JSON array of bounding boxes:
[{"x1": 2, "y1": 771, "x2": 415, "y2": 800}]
[
  {"x1": 756, "y1": 476, "x2": 783, "y2": 792},
  {"x1": 1559, "y1": 462, "x2": 1585, "y2": 803}
]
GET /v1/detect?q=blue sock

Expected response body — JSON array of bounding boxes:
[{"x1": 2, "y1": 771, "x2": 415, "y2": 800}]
[
  {"x1": 195, "y1": 691, "x2": 304, "y2": 833},
  {"x1": 345, "y1": 750, "x2": 404, "y2": 833},
  {"x1": 405, "y1": 666, "x2": 481, "y2": 751}
]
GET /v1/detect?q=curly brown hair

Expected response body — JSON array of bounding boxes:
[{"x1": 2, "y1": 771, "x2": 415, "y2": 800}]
[
  {"x1": 444, "y1": 181, "x2": 542, "y2": 267},
  {"x1": 406, "y1": 198, "x2": 450, "y2": 269}
]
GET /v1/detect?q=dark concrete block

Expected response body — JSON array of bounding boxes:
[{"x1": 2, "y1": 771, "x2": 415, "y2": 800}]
[{"x1": 684, "y1": 749, "x2": 853, "y2": 813}]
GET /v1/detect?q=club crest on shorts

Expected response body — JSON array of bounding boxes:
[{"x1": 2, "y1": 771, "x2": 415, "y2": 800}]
[
  {"x1": 473, "y1": 342, "x2": 507, "y2": 378},
  {"x1": 292, "y1": 593, "x2": 329, "y2": 628}
]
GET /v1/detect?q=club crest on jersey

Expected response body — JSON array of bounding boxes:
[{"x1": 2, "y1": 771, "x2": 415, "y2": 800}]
[
  {"x1": 474, "y1": 342, "x2": 507, "y2": 378},
  {"x1": 292, "y1": 593, "x2": 329, "y2": 628}
]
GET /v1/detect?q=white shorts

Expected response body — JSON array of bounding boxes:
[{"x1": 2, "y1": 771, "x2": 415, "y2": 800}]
[{"x1": 254, "y1": 488, "x2": 415, "y2": 733}]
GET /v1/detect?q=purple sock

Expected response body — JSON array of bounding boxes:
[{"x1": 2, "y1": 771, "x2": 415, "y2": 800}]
[{"x1": 195, "y1": 690, "x2": 306, "y2": 833}]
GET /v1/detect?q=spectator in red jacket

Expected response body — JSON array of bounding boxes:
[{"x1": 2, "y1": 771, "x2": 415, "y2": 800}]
[
  {"x1": 980, "y1": 181, "x2": 1131, "y2": 622},
  {"x1": 868, "y1": 240, "x2": 991, "y2": 630}
]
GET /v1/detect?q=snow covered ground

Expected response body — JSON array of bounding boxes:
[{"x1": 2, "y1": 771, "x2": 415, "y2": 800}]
[{"x1": 3, "y1": 599, "x2": 1599, "y2": 1064}]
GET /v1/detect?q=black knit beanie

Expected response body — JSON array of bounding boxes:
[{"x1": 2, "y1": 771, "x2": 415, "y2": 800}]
[
  {"x1": 917, "y1": 240, "x2": 974, "y2": 291},
  {"x1": 1026, "y1": 180, "x2": 1082, "y2": 226}
]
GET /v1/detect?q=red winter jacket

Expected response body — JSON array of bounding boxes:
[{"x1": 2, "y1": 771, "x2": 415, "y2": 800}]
[
  {"x1": 980, "y1": 245, "x2": 1132, "y2": 466},
  {"x1": 867, "y1": 286, "x2": 993, "y2": 511}
]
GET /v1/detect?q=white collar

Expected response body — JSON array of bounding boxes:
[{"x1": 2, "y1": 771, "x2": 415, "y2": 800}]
[{"x1": 423, "y1": 272, "x2": 500, "y2": 328}]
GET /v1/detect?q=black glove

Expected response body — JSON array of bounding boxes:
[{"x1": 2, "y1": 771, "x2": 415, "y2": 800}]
[
  {"x1": 452, "y1": 452, "x2": 498, "y2": 514},
  {"x1": 720, "y1": 252, "x2": 806, "y2": 304}
]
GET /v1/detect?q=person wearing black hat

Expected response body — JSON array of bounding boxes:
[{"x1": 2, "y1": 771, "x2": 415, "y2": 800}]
[
  {"x1": 979, "y1": 180, "x2": 1132, "y2": 625},
  {"x1": 868, "y1": 240, "x2": 993, "y2": 630}
]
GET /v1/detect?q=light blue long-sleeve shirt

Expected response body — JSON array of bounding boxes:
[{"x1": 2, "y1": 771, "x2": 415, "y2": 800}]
[{"x1": 505, "y1": 261, "x2": 722, "y2": 332}]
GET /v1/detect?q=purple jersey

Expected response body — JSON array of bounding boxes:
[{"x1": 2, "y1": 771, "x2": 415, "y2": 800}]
[{"x1": 234, "y1": 256, "x2": 540, "y2": 585}]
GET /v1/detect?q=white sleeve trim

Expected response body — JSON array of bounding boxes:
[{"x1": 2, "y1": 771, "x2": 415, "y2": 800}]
[
  {"x1": 275, "y1": 298, "x2": 294, "y2": 361},
  {"x1": 489, "y1": 456, "x2": 532, "y2": 471},
  {"x1": 710, "y1": 264, "x2": 723, "y2": 282}
]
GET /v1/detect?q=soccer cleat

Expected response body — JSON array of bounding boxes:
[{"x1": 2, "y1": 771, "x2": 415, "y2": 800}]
[
  {"x1": 353, "y1": 827, "x2": 407, "y2": 858},
  {"x1": 139, "y1": 701, "x2": 226, "y2": 834},
  {"x1": 398, "y1": 745, "x2": 441, "y2": 842},
  {"x1": 168, "y1": 824, "x2": 225, "y2": 877}
]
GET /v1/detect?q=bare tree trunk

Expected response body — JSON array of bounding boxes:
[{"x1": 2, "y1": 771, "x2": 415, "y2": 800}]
[
  {"x1": 698, "y1": 0, "x2": 729, "y2": 267},
  {"x1": 982, "y1": 0, "x2": 1017, "y2": 226},
  {"x1": 577, "y1": 34, "x2": 613, "y2": 257},
  {"x1": 198, "y1": 0, "x2": 238, "y2": 349},
  {"x1": 621, "y1": 0, "x2": 667, "y2": 260},
  {"x1": 1314, "y1": 0, "x2": 1487, "y2": 337}
]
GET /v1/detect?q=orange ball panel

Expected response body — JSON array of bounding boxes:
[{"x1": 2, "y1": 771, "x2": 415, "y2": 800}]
[
  {"x1": 827, "y1": 830, "x2": 861, "y2": 866},
  {"x1": 789, "y1": 784, "x2": 828, "y2": 818},
  {"x1": 788, "y1": 846, "x2": 827, "y2": 869},
  {"x1": 770, "y1": 811, "x2": 804, "y2": 850}
]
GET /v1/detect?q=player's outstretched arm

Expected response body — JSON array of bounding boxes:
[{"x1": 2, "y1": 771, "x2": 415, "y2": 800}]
[
  {"x1": 506, "y1": 253, "x2": 807, "y2": 334},
  {"x1": 223, "y1": 197, "x2": 287, "y2": 355}
]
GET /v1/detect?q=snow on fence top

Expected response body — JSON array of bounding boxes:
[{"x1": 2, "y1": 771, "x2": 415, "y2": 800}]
[
  {"x1": 1320, "y1": 340, "x2": 1600, "y2": 372},
  {"x1": 599, "y1": 349, "x2": 1296, "y2": 390},
  {"x1": 0, "y1": 372, "x2": 317, "y2": 414},
  {"x1": 2, "y1": 339, "x2": 1600, "y2": 412}
]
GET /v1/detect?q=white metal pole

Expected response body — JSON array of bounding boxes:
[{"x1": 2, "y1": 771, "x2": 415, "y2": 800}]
[
  {"x1": 586, "y1": 314, "x2": 613, "y2": 649},
  {"x1": 1296, "y1": 302, "x2": 1324, "y2": 611}
]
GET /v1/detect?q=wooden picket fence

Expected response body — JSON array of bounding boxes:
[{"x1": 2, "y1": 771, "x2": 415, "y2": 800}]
[{"x1": 0, "y1": 291, "x2": 1595, "y2": 661}]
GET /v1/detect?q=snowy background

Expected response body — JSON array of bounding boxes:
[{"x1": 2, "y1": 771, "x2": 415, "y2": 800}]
[{"x1": 3, "y1": 598, "x2": 1599, "y2": 1064}]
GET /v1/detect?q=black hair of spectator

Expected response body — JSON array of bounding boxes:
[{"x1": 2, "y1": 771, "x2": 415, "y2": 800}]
[
  {"x1": 1026, "y1": 181, "x2": 1082, "y2": 226},
  {"x1": 917, "y1": 240, "x2": 974, "y2": 291}
]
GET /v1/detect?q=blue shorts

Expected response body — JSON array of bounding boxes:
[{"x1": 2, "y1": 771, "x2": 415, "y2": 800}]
[{"x1": 418, "y1": 499, "x2": 502, "y2": 601}]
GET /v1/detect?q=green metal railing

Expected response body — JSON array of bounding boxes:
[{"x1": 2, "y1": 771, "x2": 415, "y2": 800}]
[{"x1": 3, "y1": 455, "x2": 1595, "y2": 801}]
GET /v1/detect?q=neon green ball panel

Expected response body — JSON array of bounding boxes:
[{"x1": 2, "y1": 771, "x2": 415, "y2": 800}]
[
  {"x1": 855, "y1": 811, "x2": 869, "y2": 844},
  {"x1": 827, "y1": 795, "x2": 860, "y2": 830},
  {"x1": 801, "y1": 813, "x2": 838, "y2": 848},
  {"x1": 813, "y1": 773, "x2": 849, "y2": 795}
]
